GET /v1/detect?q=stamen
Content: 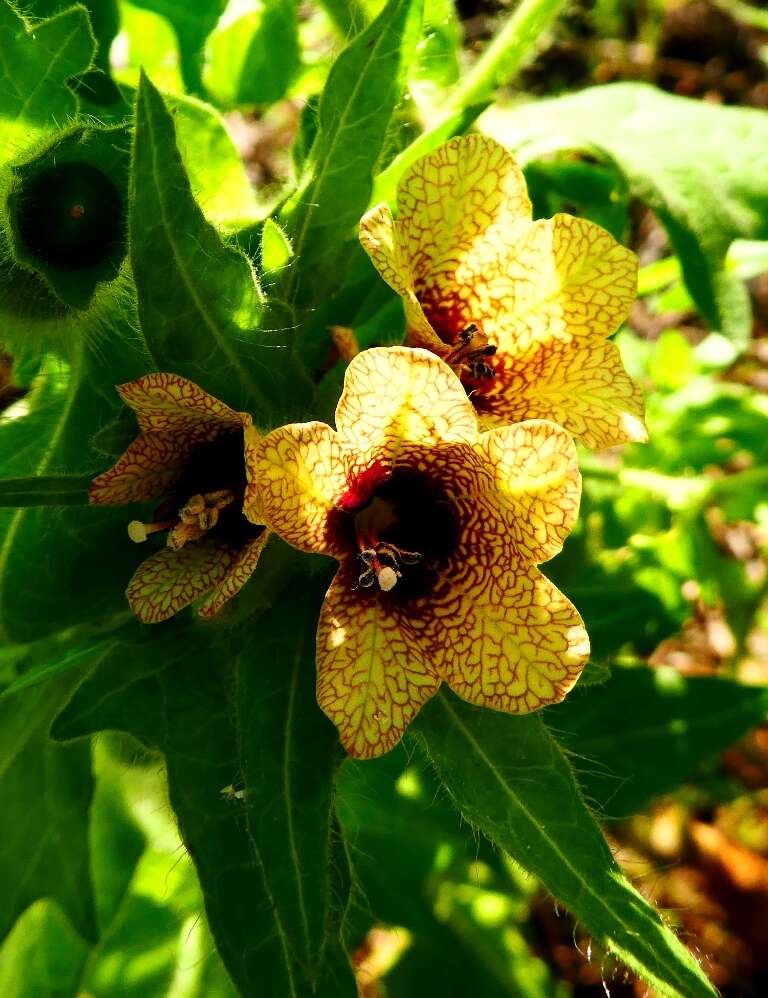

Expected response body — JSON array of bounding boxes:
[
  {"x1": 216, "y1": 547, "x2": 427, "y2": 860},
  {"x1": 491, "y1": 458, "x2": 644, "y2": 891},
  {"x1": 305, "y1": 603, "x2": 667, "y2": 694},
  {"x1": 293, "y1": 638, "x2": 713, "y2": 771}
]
[{"x1": 127, "y1": 518, "x2": 173, "y2": 543}]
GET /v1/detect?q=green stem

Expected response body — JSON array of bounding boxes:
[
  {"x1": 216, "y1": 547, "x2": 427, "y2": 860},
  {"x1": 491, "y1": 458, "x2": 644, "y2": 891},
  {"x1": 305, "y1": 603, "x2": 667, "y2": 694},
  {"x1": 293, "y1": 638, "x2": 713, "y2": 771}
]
[
  {"x1": 0, "y1": 474, "x2": 93, "y2": 507},
  {"x1": 448, "y1": 0, "x2": 570, "y2": 111},
  {"x1": 372, "y1": 0, "x2": 569, "y2": 205}
]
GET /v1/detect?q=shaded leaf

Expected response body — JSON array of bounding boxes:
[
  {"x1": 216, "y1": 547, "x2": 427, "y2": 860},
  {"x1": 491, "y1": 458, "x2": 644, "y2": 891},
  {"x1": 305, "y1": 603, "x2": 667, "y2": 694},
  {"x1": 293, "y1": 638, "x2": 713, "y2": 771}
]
[
  {"x1": 53, "y1": 587, "x2": 356, "y2": 996},
  {"x1": 0, "y1": 900, "x2": 89, "y2": 998},
  {"x1": 204, "y1": 0, "x2": 300, "y2": 107},
  {"x1": 551, "y1": 666, "x2": 768, "y2": 818},
  {"x1": 0, "y1": 673, "x2": 96, "y2": 946},
  {"x1": 129, "y1": 0, "x2": 226, "y2": 95}
]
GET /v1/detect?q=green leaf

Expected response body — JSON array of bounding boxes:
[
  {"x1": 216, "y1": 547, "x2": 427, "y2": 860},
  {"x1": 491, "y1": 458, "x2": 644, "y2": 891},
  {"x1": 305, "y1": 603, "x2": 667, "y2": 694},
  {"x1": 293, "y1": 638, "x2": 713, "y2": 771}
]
[
  {"x1": 0, "y1": 334, "x2": 150, "y2": 643},
  {"x1": 0, "y1": 2, "x2": 94, "y2": 156},
  {"x1": 481, "y1": 82, "x2": 768, "y2": 347},
  {"x1": 129, "y1": 0, "x2": 226, "y2": 95},
  {"x1": 0, "y1": 673, "x2": 96, "y2": 946},
  {"x1": 280, "y1": 0, "x2": 424, "y2": 309},
  {"x1": 27, "y1": 0, "x2": 119, "y2": 74},
  {"x1": 203, "y1": 0, "x2": 300, "y2": 107},
  {"x1": 0, "y1": 474, "x2": 91, "y2": 506},
  {"x1": 0, "y1": 900, "x2": 89, "y2": 997},
  {"x1": 169, "y1": 92, "x2": 262, "y2": 230},
  {"x1": 0, "y1": 639, "x2": 120, "y2": 702},
  {"x1": 131, "y1": 72, "x2": 309, "y2": 420},
  {"x1": 415, "y1": 690, "x2": 717, "y2": 998},
  {"x1": 552, "y1": 666, "x2": 768, "y2": 818},
  {"x1": 53, "y1": 586, "x2": 357, "y2": 996}
]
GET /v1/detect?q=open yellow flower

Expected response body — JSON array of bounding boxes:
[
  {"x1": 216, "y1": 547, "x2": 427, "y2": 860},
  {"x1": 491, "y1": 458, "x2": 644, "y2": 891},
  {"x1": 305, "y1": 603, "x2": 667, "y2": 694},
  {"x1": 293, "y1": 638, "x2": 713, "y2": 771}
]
[
  {"x1": 90, "y1": 373, "x2": 267, "y2": 623},
  {"x1": 252, "y1": 346, "x2": 589, "y2": 759},
  {"x1": 360, "y1": 134, "x2": 646, "y2": 450}
]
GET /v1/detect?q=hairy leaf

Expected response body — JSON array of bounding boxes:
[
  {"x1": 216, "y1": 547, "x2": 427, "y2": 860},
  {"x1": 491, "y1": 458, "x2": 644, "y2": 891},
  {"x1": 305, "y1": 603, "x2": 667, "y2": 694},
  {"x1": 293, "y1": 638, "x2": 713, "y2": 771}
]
[
  {"x1": 52, "y1": 587, "x2": 356, "y2": 996},
  {"x1": 0, "y1": 1, "x2": 94, "y2": 157},
  {"x1": 131, "y1": 73, "x2": 309, "y2": 421},
  {"x1": 415, "y1": 690, "x2": 717, "y2": 998},
  {"x1": 551, "y1": 666, "x2": 768, "y2": 818},
  {"x1": 280, "y1": 0, "x2": 423, "y2": 308}
]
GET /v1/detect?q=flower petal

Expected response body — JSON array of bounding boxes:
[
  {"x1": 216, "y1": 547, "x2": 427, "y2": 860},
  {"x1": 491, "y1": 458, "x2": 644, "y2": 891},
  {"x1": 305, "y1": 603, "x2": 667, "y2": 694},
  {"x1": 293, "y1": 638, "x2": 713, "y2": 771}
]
[
  {"x1": 471, "y1": 420, "x2": 581, "y2": 564},
  {"x1": 477, "y1": 214, "x2": 637, "y2": 354},
  {"x1": 432, "y1": 561, "x2": 589, "y2": 713},
  {"x1": 335, "y1": 347, "x2": 477, "y2": 463},
  {"x1": 359, "y1": 203, "x2": 442, "y2": 353},
  {"x1": 91, "y1": 373, "x2": 251, "y2": 506},
  {"x1": 198, "y1": 529, "x2": 269, "y2": 618},
  {"x1": 90, "y1": 431, "x2": 187, "y2": 505},
  {"x1": 118, "y1": 372, "x2": 249, "y2": 433},
  {"x1": 474, "y1": 336, "x2": 647, "y2": 448},
  {"x1": 242, "y1": 424, "x2": 265, "y2": 524},
  {"x1": 397, "y1": 134, "x2": 531, "y2": 289},
  {"x1": 254, "y1": 422, "x2": 348, "y2": 555},
  {"x1": 317, "y1": 568, "x2": 441, "y2": 758},
  {"x1": 126, "y1": 538, "x2": 238, "y2": 624}
]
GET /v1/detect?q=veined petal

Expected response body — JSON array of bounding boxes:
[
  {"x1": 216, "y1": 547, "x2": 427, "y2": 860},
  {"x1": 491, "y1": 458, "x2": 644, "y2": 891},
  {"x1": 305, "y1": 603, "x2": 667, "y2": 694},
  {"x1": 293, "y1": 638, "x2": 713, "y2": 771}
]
[
  {"x1": 432, "y1": 561, "x2": 589, "y2": 713},
  {"x1": 198, "y1": 529, "x2": 269, "y2": 618},
  {"x1": 90, "y1": 431, "x2": 186, "y2": 505},
  {"x1": 126, "y1": 537, "x2": 238, "y2": 624},
  {"x1": 317, "y1": 568, "x2": 441, "y2": 758},
  {"x1": 91, "y1": 373, "x2": 251, "y2": 506},
  {"x1": 359, "y1": 204, "x2": 444, "y2": 353},
  {"x1": 118, "y1": 372, "x2": 250, "y2": 434},
  {"x1": 478, "y1": 214, "x2": 637, "y2": 354},
  {"x1": 335, "y1": 348, "x2": 477, "y2": 465},
  {"x1": 476, "y1": 337, "x2": 648, "y2": 448},
  {"x1": 397, "y1": 134, "x2": 531, "y2": 288},
  {"x1": 242, "y1": 424, "x2": 265, "y2": 524},
  {"x1": 471, "y1": 421, "x2": 581, "y2": 564},
  {"x1": 254, "y1": 422, "x2": 349, "y2": 555}
]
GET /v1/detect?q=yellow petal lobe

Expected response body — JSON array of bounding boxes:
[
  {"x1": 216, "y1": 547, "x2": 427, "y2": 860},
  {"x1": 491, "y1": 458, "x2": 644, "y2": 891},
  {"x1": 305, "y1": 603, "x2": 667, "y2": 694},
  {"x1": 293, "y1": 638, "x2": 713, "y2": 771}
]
[
  {"x1": 432, "y1": 562, "x2": 589, "y2": 713},
  {"x1": 335, "y1": 347, "x2": 477, "y2": 464},
  {"x1": 476, "y1": 337, "x2": 647, "y2": 448},
  {"x1": 317, "y1": 572, "x2": 441, "y2": 758},
  {"x1": 126, "y1": 538, "x2": 238, "y2": 624},
  {"x1": 198, "y1": 530, "x2": 270, "y2": 618},
  {"x1": 254, "y1": 422, "x2": 348, "y2": 555},
  {"x1": 475, "y1": 420, "x2": 581, "y2": 564}
]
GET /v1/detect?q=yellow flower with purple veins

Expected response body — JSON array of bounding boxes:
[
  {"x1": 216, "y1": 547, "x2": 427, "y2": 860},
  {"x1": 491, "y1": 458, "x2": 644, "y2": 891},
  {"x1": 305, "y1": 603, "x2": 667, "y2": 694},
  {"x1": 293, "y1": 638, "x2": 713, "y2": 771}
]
[
  {"x1": 90, "y1": 373, "x2": 267, "y2": 623},
  {"x1": 251, "y1": 346, "x2": 589, "y2": 759},
  {"x1": 360, "y1": 134, "x2": 647, "y2": 450}
]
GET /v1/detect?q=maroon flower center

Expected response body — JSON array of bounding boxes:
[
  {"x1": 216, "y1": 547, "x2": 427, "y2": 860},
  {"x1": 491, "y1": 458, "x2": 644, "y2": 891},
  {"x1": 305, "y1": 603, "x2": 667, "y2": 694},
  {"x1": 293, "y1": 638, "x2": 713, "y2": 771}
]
[
  {"x1": 128, "y1": 431, "x2": 263, "y2": 551},
  {"x1": 327, "y1": 467, "x2": 457, "y2": 604}
]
